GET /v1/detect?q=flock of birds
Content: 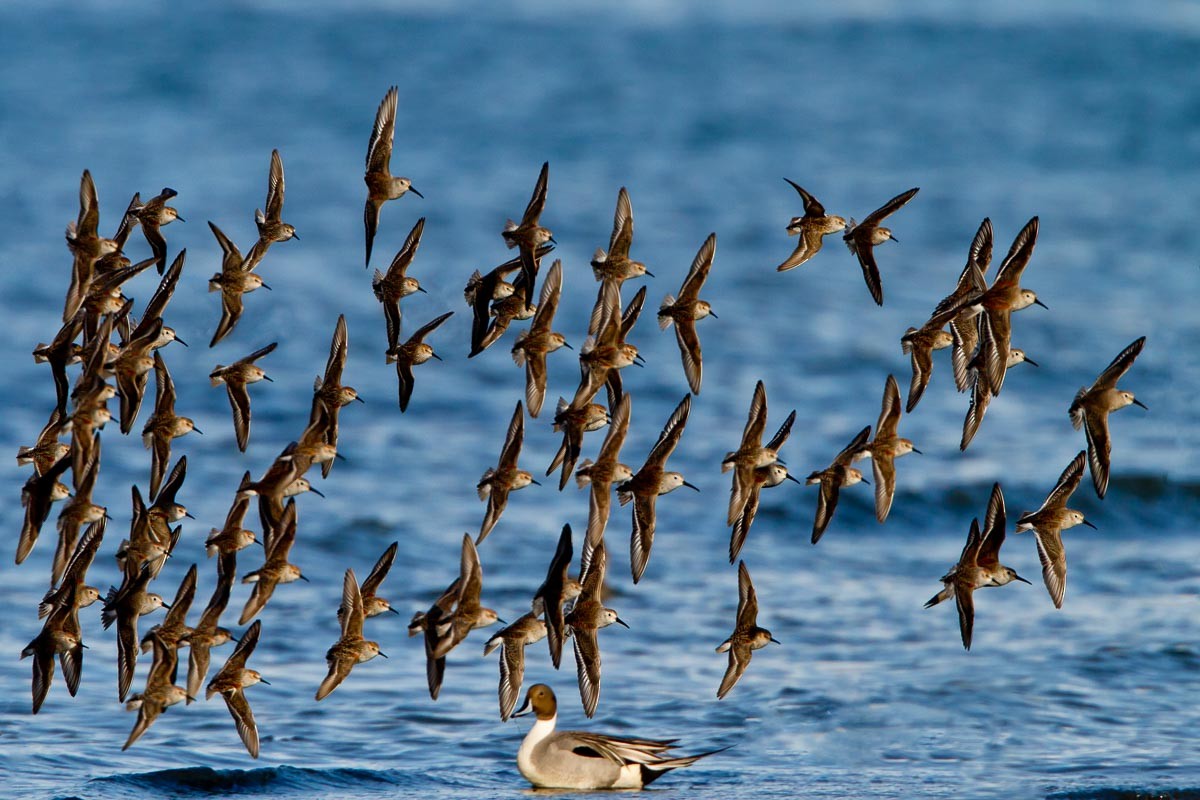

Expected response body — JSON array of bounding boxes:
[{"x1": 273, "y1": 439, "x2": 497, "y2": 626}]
[{"x1": 15, "y1": 84, "x2": 1149, "y2": 789}]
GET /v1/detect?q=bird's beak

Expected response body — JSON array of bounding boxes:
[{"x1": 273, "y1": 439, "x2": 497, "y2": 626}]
[
  {"x1": 80, "y1": 643, "x2": 90, "y2": 649},
  {"x1": 1081, "y1": 519, "x2": 1098, "y2": 530},
  {"x1": 1133, "y1": 398, "x2": 1148, "y2": 410},
  {"x1": 861, "y1": 478, "x2": 872, "y2": 485},
  {"x1": 770, "y1": 637, "x2": 782, "y2": 645},
  {"x1": 784, "y1": 473, "x2": 802, "y2": 484},
  {"x1": 263, "y1": 375, "x2": 274, "y2": 382},
  {"x1": 615, "y1": 617, "x2": 630, "y2": 629},
  {"x1": 709, "y1": 310, "x2": 718, "y2": 319},
  {"x1": 308, "y1": 486, "x2": 326, "y2": 498},
  {"x1": 299, "y1": 574, "x2": 311, "y2": 582},
  {"x1": 634, "y1": 352, "x2": 646, "y2": 364},
  {"x1": 334, "y1": 452, "x2": 346, "y2": 462},
  {"x1": 644, "y1": 269, "x2": 656, "y2": 278},
  {"x1": 192, "y1": 427, "x2": 204, "y2": 435},
  {"x1": 1034, "y1": 298, "x2": 1049, "y2": 309},
  {"x1": 418, "y1": 286, "x2": 428, "y2": 294},
  {"x1": 409, "y1": 187, "x2": 424, "y2": 199},
  {"x1": 185, "y1": 512, "x2": 196, "y2": 520},
  {"x1": 355, "y1": 395, "x2": 366, "y2": 403},
  {"x1": 388, "y1": 607, "x2": 401, "y2": 615},
  {"x1": 378, "y1": 650, "x2": 389, "y2": 658},
  {"x1": 682, "y1": 480, "x2": 700, "y2": 492},
  {"x1": 548, "y1": 236, "x2": 557, "y2": 245},
  {"x1": 562, "y1": 342, "x2": 573, "y2": 350},
  {"x1": 431, "y1": 352, "x2": 442, "y2": 361},
  {"x1": 1024, "y1": 357, "x2": 1039, "y2": 368},
  {"x1": 911, "y1": 447, "x2": 924, "y2": 455},
  {"x1": 513, "y1": 697, "x2": 533, "y2": 718},
  {"x1": 161, "y1": 602, "x2": 172, "y2": 609},
  {"x1": 186, "y1": 695, "x2": 198, "y2": 703},
  {"x1": 261, "y1": 282, "x2": 273, "y2": 291},
  {"x1": 1014, "y1": 573, "x2": 1033, "y2": 585},
  {"x1": 105, "y1": 513, "x2": 114, "y2": 520},
  {"x1": 291, "y1": 232, "x2": 300, "y2": 240},
  {"x1": 530, "y1": 479, "x2": 542, "y2": 486},
  {"x1": 176, "y1": 216, "x2": 186, "y2": 223},
  {"x1": 175, "y1": 336, "x2": 189, "y2": 347},
  {"x1": 259, "y1": 678, "x2": 271, "y2": 686},
  {"x1": 230, "y1": 635, "x2": 240, "y2": 643},
  {"x1": 496, "y1": 618, "x2": 507, "y2": 626}
]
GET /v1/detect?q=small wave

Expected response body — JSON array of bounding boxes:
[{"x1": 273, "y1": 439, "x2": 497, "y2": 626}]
[
  {"x1": 1047, "y1": 789, "x2": 1200, "y2": 800},
  {"x1": 87, "y1": 765, "x2": 412, "y2": 797}
]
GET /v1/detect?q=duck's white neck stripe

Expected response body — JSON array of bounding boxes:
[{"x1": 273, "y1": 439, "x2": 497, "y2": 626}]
[{"x1": 526, "y1": 714, "x2": 557, "y2": 746}]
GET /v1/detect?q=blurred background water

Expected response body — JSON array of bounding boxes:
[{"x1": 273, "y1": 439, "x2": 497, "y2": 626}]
[{"x1": 1, "y1": 1, "x2": 1198, "y2": 798}]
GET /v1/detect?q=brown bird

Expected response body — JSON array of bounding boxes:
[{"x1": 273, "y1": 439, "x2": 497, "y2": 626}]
[
  {"x1": 207, "y1": 618, "x2": 267, "y2": 758},
  {"x1": 530, "y1": 523, "x2": 573, "y2": 669},
  {"x1": 208, "y1": 221, "x2": 270, "y2": 347},
  {"x1": 512, "y1": 259, "x2": 570, "y2": 417},
  {"x1": 723, "y1": 380, "x2": 795, "y2": 528},
  {"x1": 728, "y1": 463, "x2": 801, "y2": 564},
  {"x1": 658, "y1": 232, "x2": 717, "y2": 394},
  {"x1": 477, "y1": 401, "x2": 539, "y2": 544},
  {"x1": 40, "y1": 517, "x2": 105, "y2": 621},
  {"x1": 22, "y1": 580, "x2": 85, "y2": 714},
  {"x1": 372, "y1": 217, "x2": 427, "y2": 352},
  {"x1": 122, "y1": 633, "x2": 188, "y2": 749},
  {"x1": 841, "y1": 187, "x2": 919, "y2": 305},
  {"x1": 546, "y1": 397, "x2": 609, "y2": 491},
  {"x1": 502, "y1": 161, "x2": 554, "y2": 310},
  {"x1": 186, "y1": 551, "x2": 239, "y2": 704},
  {"x1": 575, "y1": 393, "x2": 633, "y2": 580},
  {"x1": 806, "y1": 425, "x2": 872, "y2": 544},
  {"x1": 775, "y1": 179, "x2": 847, "y2": 272},
  {"x1": 63, "y1": 170, "x2": 119, "y2": 322},
  {"x1": 17, "y1": 451, "x2": 72, "y2": 565},
  {"x1": 210, "y1": 342, "x2": 277, "y2": 452},
  {"x1": 975, "y1": 217, "x2": 1046, "y2": 395},
  {"x1": 52, "y1": 434, "x2": 106, "y2": 585},
  {"x1": 364, "y1": 86, "x2": 422, "y2": 268},
  {"x1": 1014, "y1": 451, "x2": 1096, "y2": 608},
  {"x1": 1069, "y1": 336, "x2": 1147, "y2": 499},
  {"x1": 563, "y1": 540, "x2": 628, "y2": 717},
  {"x1": 239, "y1": 500, "x2": 307, "y2": 625},
  {"x1": 617, "y1": 395, "x2": 697, "y2": 583},
  {"x1": 101, "y1": 561, "x2": 170, "y2": 702},
  {"x1": 424, "y1": 535, "x2": 501, "y2": 700},
  {"x1": 243, "y1": 148, "x2": 297, "y2": 271},
  {"x1": 143, "y1": 351, "x2": 200, "y2": 500},
  {"x1": 340, "y1": 542, "x2": 401, "y2": 621},
  {"x1": 591, "y1": 187, "x2": 652, "y2": 284},
  {"x1": 140, "y1": 563, "x2": 198, "y2": 654},
  {"x1": 17, "y1": 409, "x2": 72, "y2": 476},
  {"x1": 387, "y1": 310, "x2": 453, "y2": 412},
  {"x1": 310, "y1": 314, "x2": 363, "y2": 478},
  {"x1": 128, "y1": 187, "x2": 183, "y2": 274},
  {"x1": 716, "y1": 560, "x2": 779, "y2": 699},
  {"x1": 317, "y1": 569, "x2": 387, "y2": 700},
  {"x1": 852, "y1": 374, "x2": 921, "y2": 523}
]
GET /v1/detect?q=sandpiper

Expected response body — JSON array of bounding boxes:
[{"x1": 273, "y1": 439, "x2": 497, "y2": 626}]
[
  {"x1": 575, "y1": 281, "x2": 643, "y2": 408},
  {"x1": 208, "y1": 221, "x2": 269, "y2": 347},
  {"x1": 341, "y1": 541, "x2": 400, "y2": 620},
  {"x1": 239, "y1": 500, "x2": 307, "y2": 625},
  {"x1": 22, "y1": 581, "x2": 84, "y2": 714},
  {"x1": 387, "y1": 310, "x2": 453, "y2": 412},
  {"x1": 63, "y1": 170, "x2": 119, "y2": 322},
  {"x1": 546, "y1": 396, "x2": 609, "y2": 491},
  {"x1": 123, "y1": 634, "x2": 189, "y2": 749},
  {"x1": 618, "y1": 395, "x2": 697, "y2": 583},
  {"x1": 210, "y1": 342, "x2": 278, "y2": 452},
  {"x1": 466, "y1": 248, "x2": 552, "y2": 356},
  {"x1": 129, "y1": 187, "x2": 183, "y2": 273},
  {"x1": 101, "y1": 561, "x2": 170, "y2": 701},
  {"x1": 139, "y1": 563, "x2": 197, "y2": 653},
  {"x1": 842, "y1": 187, "x2": 919, "y2": 305},
  {"x1": 937, "y1": 218, "x2": 994, "y2": 391},
  {"x1": 17, "y1": 451, "x2": 72, "y2": 565},
  {"x1": 723, "y1": 380, "x2": 795, "y2": 528},
  {"x1": 591, "y1": 187, "x2": 652, "y2": 284},
  {"x1": 563, "y1": 541, "x2": 628, "y2": 717},
  {"x1": 716, "y1": 561, "x2": 779, "y2": 698},
  {"x1": 477, "y1": 401, "x2": 539, "y2": 544},
  {"x1": 485, "y1": 612, "x2": 547, "y2": 722},
  {"x1": 425, "y1": 535, "x2": 501, "y2": 699},
  {"x1": 143, "y1": 351, "x2": 201, "y2": 500},
  {"x1": 40, "y1": 517, "x2": 105, "y2": 621},
  {"x1": 372, "y1": 217, "x2": 427, "y2": 352},
  {"x1": 728, "y1": 463, "x2": 801, "y2": 564},
  {"x1": 208, "y1": 618, "x2": 267, "y2": 757},
  {"x1": 186, "y1": 551, "x2": 239, "y2": 703},
  {"x1": 775, "y1": 179, "x2": 846, "y2": 272},
  {"x1": 853, "y1": 374, "x2": 921, "y2": 523},
  {"x1": 1069, "y1": 336, "x2": 1147, "y2": 498},
  {"x1": 531, "y1": 524, "x2": 573, "y2": 669},
  {"x1": 125, "y1": 249, "x2": 187, "y2": 352},
  {"x1": 512, "y1": 259, "x2": 570, "y2": 418},
  {"x1": 364, "y1": 86, "x2": 422, "y2": 268},
  {"x1": 807, "y1": 425, "x2": 872, "y2": 544},
  {"x1": 52, "y1": 434, "x2": 105, "y2": 585},
  {"x1": 1014, "y1": 450, "x2": 1096, "y2": 608},
  {"x1": 17, "y1": 409, "x2": 71, "y2": 476},
  {"x1": 658, "y1": 232, "x2": 717, "y2": 394},
  {"x1": 975, "y1": 217, "x2": 1046, "y2": 395},
  {"x1": 502, "y1": 161, "x2": 554, "y2": 310},
  {"x1": 512, "y1": 683, "x2": 721, "y2": 790},
  {"x1": 899, "y1": 323, "x2": 955, "y2": 413},
  {"x1": 925, "y1": 484, "x2": 1031, "y2": 649},
  {"x1": 243, "y1": 149, "x2": 296, "y2": 271},
  {"x1": 575, "y1": 393, "x2": 633, "y2": 580},
  {"x1": 206, "y1": 490, "x2": 257, "y2": 556},
  {"x1": 310, "y1": 314, "x2": 362, "y2": 478},
  {"x1": 959, "y1": 346, "x2": 1037, "y2": 451},
  {"x1": 33, "y1": 314, "x2": 85, "y2": 417}
]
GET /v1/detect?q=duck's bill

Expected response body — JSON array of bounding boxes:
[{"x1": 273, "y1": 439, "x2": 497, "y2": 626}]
[{"x1": 512, "y1": 697, "x2": 533, "y2": 718}]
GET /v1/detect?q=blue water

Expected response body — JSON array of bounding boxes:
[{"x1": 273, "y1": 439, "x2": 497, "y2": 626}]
[{"x1": 1, "y1": 2, "x2": 1198, "y2": 798}]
